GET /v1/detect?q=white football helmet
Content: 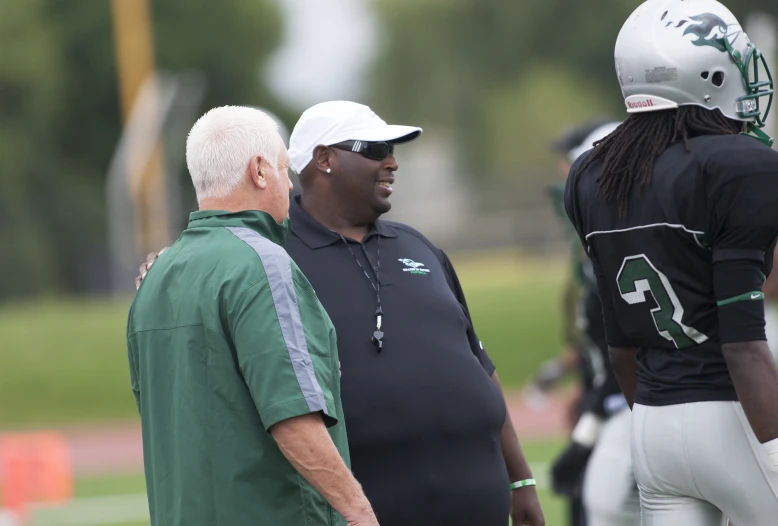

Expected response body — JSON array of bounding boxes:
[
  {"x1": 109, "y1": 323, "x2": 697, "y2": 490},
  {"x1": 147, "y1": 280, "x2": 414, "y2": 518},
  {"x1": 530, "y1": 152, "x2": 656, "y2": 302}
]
[{"x1": 615, "y1": 0, "x2": 774, "y2": 145}]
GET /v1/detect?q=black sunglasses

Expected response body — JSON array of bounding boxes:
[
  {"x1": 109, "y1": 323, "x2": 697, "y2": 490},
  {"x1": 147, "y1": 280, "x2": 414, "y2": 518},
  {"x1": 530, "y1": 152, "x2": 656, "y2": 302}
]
[{"x1": 329, "y1": 140, "x2": 394, "y2": 161}]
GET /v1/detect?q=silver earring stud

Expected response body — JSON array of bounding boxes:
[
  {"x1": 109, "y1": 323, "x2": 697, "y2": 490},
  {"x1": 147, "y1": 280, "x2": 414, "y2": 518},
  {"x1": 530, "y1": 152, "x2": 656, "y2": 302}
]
[{"x1": 326, "y1": 168, "x2": 332, "y2": 174}]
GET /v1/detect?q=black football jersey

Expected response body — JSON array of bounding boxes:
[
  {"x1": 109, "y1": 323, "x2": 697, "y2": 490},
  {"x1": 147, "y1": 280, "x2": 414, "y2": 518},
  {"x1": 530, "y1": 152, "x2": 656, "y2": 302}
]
[{"x1": 565, "y1": 133, "x2": 778, "y2": 406}]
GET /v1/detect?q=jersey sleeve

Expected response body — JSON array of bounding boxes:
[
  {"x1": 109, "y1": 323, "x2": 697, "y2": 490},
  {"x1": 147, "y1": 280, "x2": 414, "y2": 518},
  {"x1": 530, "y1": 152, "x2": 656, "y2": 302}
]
[
  {"x1": 439, "y1": 250, "x2": 496, "y2": 375},
  {"x1": 231, "y1": 261, "x2": 340, "y2": 431},
  {"x1": 707, "y1": 142, "x2": 778, "y2": 343}
]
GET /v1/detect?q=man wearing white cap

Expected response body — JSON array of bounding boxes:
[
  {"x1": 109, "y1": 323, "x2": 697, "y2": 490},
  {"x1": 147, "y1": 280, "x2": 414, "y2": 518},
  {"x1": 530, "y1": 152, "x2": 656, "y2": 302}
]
[
  {"x1": 137, "y1": 101, "x2": 545, "y2": 526},
  {"x1": 284, "y1": 101, "x2": 544, "y2": 526}
]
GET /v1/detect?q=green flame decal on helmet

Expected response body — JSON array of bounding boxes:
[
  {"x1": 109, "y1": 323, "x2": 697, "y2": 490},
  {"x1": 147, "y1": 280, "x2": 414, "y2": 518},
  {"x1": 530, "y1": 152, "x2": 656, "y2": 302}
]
[
  {"x1": 681, "y1": 14, "x2": 737, "y2": 53},
  {"x1": 668, "y1": 13, "x2": 774, "y2": 146}
]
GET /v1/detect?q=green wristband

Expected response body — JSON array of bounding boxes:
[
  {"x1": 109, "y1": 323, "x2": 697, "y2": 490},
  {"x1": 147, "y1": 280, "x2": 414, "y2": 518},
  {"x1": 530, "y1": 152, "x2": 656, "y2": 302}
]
[{"x1": 509, "y1": 479, "x2": 536, "y2": 490}]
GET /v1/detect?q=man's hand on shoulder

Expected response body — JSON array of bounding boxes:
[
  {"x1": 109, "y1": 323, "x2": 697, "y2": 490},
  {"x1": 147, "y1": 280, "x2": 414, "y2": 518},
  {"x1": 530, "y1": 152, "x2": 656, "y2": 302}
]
[{"x1": 135, "y1": 247, "x2": 169, "y2": 290}]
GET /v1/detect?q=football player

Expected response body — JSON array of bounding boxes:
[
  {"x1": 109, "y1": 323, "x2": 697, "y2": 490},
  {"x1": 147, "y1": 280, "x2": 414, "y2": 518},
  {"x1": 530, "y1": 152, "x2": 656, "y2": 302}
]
[{"x1": 565, "y1": 0, "x2": 778, "y2": 525}]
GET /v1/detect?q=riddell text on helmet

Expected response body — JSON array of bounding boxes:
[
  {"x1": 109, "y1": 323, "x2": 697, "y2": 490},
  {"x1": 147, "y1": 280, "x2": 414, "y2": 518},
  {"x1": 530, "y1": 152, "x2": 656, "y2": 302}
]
[{"x1": 627, "y1": 99, "x2": 655, "y2": 109}]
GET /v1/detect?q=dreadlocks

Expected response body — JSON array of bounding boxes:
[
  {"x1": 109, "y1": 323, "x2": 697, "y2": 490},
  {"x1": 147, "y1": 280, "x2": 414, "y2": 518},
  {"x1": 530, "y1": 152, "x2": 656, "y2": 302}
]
[{"x1": 578, "y1": 106, "x2": 744, "y2": 216}]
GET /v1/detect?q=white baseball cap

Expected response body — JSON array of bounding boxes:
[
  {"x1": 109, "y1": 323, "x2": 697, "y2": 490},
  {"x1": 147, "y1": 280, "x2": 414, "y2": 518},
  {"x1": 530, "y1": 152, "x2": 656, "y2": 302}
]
[{"x1": 288, "y1": 101, "x2": 423, "y2": 174}]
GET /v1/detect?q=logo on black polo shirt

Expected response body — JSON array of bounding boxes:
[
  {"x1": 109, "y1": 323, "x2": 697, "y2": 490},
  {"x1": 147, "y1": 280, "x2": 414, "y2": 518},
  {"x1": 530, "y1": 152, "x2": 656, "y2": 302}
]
[{"x1": 398, "y1": 258, "x2": 430, "y2": 275}]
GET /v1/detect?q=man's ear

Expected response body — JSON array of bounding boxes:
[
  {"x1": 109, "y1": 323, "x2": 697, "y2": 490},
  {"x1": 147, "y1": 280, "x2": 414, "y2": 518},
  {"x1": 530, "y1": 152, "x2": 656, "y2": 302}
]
[
  {"x1": 312, "y1": 145, "x2": 333, "y2": 173},
  {"x1": 249, "y1": 155, "x2": 268, "y2": 189}
]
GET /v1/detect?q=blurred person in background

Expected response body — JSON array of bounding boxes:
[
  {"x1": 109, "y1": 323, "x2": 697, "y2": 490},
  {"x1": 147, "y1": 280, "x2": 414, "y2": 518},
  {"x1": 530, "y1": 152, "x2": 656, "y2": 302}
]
[
  {"x1": 129, "y1": 106, "x2": 378, "y2": 526},
  {"x1": 566, "y1": 0, "x2": 778, "y2": 523},
  {"x1": 527, "y1": 117, "x2": 614, "y2": 422},
  {"x1": 526, "y1": 117, "x2": 616, "y2": 526},
  {"x1": 138, "y1": 101, "x2": 545, "y2": 526},
  {"x1": 547, "y1": 121, "x2": 641, "y2": 526}
]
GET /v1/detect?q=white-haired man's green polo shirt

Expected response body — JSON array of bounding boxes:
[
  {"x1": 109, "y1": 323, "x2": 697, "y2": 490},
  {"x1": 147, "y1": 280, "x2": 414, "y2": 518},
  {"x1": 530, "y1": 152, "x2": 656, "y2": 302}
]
[{"x1": 127, "y1": 209, "x2": 348, "y2": 526}]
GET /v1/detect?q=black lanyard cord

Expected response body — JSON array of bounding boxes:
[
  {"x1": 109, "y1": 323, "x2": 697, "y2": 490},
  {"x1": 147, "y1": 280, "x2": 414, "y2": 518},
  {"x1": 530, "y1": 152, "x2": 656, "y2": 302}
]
[{"x1": 337, "y1": 234, "x2": 384, "y2": 351}]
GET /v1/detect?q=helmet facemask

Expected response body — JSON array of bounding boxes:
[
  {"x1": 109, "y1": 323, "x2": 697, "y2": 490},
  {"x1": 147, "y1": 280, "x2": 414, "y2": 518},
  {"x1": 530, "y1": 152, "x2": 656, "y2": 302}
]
[{"x1": 725, "y1": 38, "x2": 774, "y2": 146}]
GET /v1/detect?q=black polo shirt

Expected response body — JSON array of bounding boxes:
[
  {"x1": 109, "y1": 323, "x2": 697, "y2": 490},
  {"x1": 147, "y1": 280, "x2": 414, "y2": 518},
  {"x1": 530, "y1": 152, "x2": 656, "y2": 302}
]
[{"x1": 285, "y1": 195, "x2": 509, "y2": 526}]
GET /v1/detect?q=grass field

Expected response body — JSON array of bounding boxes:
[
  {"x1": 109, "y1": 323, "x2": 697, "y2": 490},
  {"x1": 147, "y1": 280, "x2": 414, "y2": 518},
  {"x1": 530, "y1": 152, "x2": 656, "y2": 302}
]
[
  {"x1": 3, "y1": 249, "x2": 573, "y2": 524},
  {"x1": 24, "y1": 439, "x2": 568, "y2": 526},
  {"x1": 0, "y1": 249, "x2": 569, "y2": 429}
]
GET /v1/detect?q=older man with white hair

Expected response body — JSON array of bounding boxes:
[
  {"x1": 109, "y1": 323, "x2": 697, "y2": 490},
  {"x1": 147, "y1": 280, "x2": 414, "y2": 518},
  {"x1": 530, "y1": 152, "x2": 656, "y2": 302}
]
[{"x1": 127, "y1": 106, "x2": 378, "y2": 526}]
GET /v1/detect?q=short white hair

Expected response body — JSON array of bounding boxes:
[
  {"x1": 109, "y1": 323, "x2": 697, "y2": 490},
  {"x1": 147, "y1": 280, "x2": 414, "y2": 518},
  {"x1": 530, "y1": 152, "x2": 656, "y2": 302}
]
[{"x1": 186, "y1": 105, "x2": 283, "y2": 202}]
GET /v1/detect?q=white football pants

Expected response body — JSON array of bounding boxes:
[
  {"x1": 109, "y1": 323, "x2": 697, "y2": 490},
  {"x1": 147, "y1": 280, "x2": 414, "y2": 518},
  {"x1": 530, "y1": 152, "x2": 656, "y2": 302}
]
[{"x1": 631, "y1": 402, "x2": 778, "y2": 526}]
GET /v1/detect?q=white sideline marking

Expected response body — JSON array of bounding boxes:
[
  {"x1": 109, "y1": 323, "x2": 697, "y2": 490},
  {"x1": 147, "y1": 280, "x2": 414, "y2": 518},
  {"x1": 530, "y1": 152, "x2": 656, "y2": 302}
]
[{"x1": 11, "y1": 463, "x2": 551, "y2": 526}]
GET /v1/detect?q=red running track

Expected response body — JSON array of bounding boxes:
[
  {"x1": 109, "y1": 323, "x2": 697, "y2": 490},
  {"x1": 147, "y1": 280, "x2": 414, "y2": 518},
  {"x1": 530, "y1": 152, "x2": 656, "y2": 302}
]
[{"x1": 45, "y1": 392, "x2": 573, "y2": 478}]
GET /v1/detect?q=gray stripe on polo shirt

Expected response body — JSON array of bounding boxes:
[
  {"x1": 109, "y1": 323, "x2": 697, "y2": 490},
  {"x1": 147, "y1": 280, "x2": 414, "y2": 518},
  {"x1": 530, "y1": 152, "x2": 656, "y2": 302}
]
[{"x1": 226, "y1": 226, "x2": 329, "y2": 416}]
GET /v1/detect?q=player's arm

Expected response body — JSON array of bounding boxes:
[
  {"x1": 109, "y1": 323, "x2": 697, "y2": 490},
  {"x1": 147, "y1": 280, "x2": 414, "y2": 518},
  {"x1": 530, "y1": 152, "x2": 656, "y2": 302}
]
[
  {"x1": 608, "y1": 346, "x2": 638, "y2": 409},
  {"x1": 709, "y1": 159, "x2": 778, "y2": 447},
  {"x1": 762, "y1": 245, "x2": 778, "y2": 300},
  {"x1": 714, "y1": 255, "x2": 778, "y2": 444}
]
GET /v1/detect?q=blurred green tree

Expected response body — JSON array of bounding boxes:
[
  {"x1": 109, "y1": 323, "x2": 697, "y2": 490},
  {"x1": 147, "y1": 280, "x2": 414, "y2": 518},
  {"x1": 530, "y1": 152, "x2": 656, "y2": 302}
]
[
  {"x1": 0, "y1": 0, "x2": 285, "y2": 299},
  {"x1": 369, "y1": 0, "x2": 778, "y2": 179}
]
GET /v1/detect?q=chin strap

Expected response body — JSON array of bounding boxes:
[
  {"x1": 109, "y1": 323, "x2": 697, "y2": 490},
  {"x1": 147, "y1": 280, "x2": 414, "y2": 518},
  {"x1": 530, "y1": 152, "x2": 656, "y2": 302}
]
[{"x1": 741, "y1": 123, "x2": 775, "y2": 147}]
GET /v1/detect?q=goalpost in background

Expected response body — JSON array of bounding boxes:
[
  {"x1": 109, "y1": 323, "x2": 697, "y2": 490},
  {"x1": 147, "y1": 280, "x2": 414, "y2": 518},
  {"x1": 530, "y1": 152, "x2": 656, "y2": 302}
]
[
  {"x1": 107, "y1": 0, "x2": 207, "y2": 294},
  {"x1": 105, "y1": 72, "x2": 206, "y2": 294}
]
